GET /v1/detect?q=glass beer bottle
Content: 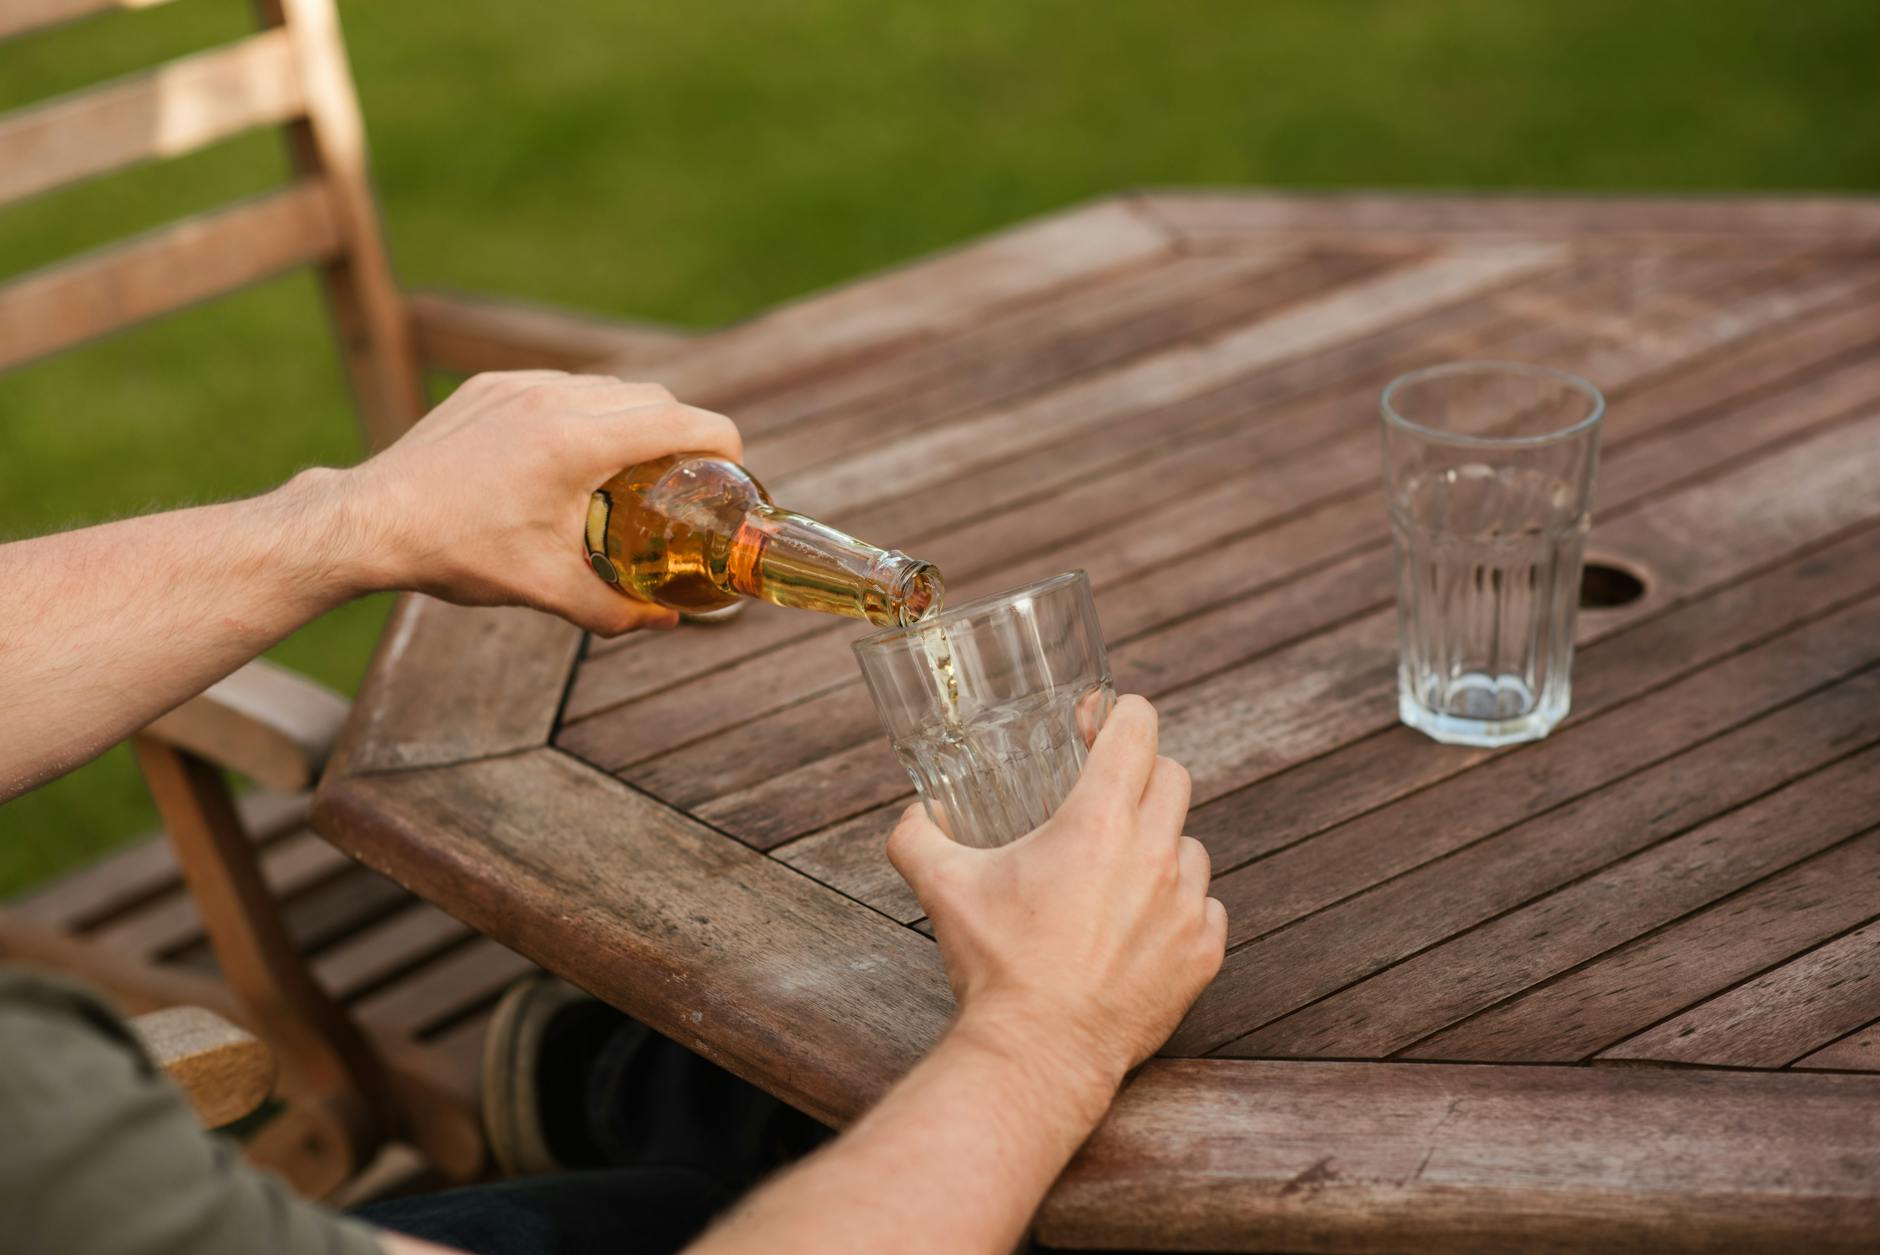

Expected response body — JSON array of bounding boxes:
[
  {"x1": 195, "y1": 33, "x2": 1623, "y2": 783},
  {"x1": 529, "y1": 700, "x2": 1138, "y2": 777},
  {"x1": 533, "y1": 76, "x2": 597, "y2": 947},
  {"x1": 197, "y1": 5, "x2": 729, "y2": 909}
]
[{"x1": 585, "y1": 454, "x2": 943, "y2": 627}]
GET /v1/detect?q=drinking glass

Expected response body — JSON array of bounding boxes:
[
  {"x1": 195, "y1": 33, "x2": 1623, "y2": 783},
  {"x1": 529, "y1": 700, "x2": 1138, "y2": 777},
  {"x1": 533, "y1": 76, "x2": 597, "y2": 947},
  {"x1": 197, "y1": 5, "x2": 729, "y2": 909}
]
[
  {"x1": 1381, "y1": 362, "x2": 1605, "y2": 747},
  {"x1": 853, "y1": 571, "x2": 1114, "y2": 848}
]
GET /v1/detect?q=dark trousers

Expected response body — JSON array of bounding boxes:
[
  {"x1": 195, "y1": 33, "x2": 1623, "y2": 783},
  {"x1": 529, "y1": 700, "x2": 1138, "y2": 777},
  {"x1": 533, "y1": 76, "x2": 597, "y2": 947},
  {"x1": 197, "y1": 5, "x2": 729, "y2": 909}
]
[
  {"x1": 357, "y1": 1167, "x2": 732, "y2": 1255},
  {"x1": 358, "y1": 1018, "x2": 826, "y2": 1255}
]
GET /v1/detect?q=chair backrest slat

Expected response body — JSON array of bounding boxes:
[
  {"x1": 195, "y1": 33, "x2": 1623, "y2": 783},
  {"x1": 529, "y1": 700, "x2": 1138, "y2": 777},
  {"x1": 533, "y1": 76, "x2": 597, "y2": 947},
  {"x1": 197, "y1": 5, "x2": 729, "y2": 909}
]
[
  {"x1": 0, "y1": 0, "x2": 426, "y2": 450},
  {"x1": 0, "y1": 28, "x2": 304, "y2": 206},
  {"x1": 0, "y1": 0, "x2": 178, "y2": 44},
  {"x1": 0, "y1": 179, "x2": 340, "y2": 372}
]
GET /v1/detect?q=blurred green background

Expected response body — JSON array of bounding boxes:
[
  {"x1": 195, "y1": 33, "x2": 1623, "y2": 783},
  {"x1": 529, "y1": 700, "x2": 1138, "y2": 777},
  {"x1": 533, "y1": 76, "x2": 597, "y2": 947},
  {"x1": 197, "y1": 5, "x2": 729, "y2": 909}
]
[{"x1": 4, "y1": 0, "x2": 1879, "y2": 896}]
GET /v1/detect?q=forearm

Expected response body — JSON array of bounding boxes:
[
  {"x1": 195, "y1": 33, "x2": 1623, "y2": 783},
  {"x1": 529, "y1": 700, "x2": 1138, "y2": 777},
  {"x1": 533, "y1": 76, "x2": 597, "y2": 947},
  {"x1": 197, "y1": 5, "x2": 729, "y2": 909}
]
[
  {"x1": 688, "y1": 1012, "x2": 1120, "y2": 1255},
  {"x1": 0, "y1": 469, "x2": 379, "y2": 799}
]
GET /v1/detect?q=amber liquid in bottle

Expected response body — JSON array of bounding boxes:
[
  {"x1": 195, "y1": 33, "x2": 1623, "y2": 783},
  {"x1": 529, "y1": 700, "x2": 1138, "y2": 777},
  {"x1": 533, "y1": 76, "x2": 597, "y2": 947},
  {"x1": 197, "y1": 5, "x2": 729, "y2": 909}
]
[{"x1": 585, "y1": 454, "x2": 943, "y2": 628}]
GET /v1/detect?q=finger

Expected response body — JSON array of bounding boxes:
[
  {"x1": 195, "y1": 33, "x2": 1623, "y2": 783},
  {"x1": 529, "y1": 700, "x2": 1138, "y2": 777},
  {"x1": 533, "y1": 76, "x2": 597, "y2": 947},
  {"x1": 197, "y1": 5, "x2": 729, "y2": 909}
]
[
  {"x1": 557, "y1": 378, "x2": 675, "y2": 410},
  {"x1": 553, "y1": 566, "x2": 681, "y2": 636},
  {"x1": 1066, "y1": 694, "x2": 1158, "y2": 814},
  {"x1": 595, "y1": 400, "x2": 743, "y2": 466},
  {"x1": 1074, "y1": 688, "x2": 1107, "y2": 749},
  {"x1": 1137, "y1": 756, "x2": 1191, "y2": 839},
  {"x1": 578, "y1": 598, "x2": 680, "y2": 638},
  {"x1": 1177, "y1": 836, "x2": 1211, "y2": 897},
  {"x1": 885, "y1": 803, "x2": 962, "y2": 901},
  {"x1": 462, "y1": 369, "x2": 568, "y2": 399},
  {"x1": 1204, "y1": 896, "x2": 1228, "y2": 947},
  {"x1": 471, "y1": 368, "x2": 569, "y2": 388}
]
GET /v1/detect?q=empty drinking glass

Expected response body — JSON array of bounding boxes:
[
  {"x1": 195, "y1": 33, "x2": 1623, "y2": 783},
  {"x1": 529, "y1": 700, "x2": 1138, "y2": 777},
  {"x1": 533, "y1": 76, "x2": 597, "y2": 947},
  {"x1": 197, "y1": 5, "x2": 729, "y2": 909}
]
[
  {"x1": 853, "y1": 571, "x2": 1114, "y2": 848},
  {"x1": 1381, "y1": 362, "x2": 1605, "y2": 747}
]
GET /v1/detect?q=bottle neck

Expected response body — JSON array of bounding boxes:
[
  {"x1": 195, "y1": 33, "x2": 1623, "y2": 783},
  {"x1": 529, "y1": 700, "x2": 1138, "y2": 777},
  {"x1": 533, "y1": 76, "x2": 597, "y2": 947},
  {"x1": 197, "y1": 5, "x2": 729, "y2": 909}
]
[{"x1": 729, "y1": 504, "x2": 943, "y2": 627}]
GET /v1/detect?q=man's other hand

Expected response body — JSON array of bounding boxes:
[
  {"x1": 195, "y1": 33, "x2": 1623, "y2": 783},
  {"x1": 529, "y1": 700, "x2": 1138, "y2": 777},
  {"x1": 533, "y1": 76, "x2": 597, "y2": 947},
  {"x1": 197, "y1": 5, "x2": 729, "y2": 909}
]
[
  {"x1": 334, "y1": 371, "x2": 742, "y2": 636},
  {"x1": 887, "y1": 696, "x2": 1226, "y2": 1097}
]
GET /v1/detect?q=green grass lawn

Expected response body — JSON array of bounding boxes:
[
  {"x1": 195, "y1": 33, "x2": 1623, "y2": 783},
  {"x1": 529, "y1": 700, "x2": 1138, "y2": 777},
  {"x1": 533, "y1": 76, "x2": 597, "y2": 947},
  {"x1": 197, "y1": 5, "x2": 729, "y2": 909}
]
[{"x1": 4, "y1": 0, "x2": 1878, "y2": 897}]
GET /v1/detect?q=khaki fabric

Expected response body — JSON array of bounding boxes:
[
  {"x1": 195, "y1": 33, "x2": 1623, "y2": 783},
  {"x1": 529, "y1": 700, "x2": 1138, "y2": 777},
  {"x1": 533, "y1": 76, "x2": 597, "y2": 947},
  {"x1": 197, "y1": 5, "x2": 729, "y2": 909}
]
[{"x1": 0, "y1": 966, "x2": 383, "y2": 1255}]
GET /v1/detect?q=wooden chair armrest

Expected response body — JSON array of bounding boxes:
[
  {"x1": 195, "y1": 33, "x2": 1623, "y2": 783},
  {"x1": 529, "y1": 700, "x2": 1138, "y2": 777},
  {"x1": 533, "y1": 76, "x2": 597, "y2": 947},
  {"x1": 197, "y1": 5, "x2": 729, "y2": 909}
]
[
  {"x1": 129, "y1": 1006, "x2": 276, "y2": 1128},
  {"x1": 408, "y1": 288, "x2": 697, "y2": 375},
  {"x1": 144, "y1": 659, "x2": 348, "y2": 792}
]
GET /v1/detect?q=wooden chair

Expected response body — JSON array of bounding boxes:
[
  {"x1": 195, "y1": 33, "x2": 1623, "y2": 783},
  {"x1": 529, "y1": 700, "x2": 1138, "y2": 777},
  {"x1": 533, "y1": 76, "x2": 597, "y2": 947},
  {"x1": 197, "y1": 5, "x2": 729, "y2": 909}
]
[
  {"x1": 0, "y1": 0, "x2": 690, "y2": 1197},
  {"x1": 131, "y1": 1004, "x2": 278, "y2": 1130}
]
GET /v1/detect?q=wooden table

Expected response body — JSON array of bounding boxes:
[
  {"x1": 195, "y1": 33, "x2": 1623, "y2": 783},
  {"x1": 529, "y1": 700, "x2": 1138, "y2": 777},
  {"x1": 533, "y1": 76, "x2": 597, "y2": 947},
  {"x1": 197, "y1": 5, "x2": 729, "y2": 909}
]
[{"x1": 314, "y1": 193, "x2": 1880, "y2": 1253}]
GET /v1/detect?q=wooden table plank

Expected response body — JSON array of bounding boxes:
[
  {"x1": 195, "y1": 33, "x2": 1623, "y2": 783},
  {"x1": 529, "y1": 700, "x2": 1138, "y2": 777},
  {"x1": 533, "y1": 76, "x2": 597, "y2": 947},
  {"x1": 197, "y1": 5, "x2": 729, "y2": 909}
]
[
  {"x1": 1153, "y1": 408, "x2": 1880, "y2": 799},
  {"x1": 821, "y1": 244, "x2": 1642, "y2": 549},
  {"x1": 618, "y1": 198, "x2": 1175, "y2": 416},
  {"x1": 314, "y1": 748, "x2": 953, "y2": 1127},
  {"x1": 567, "y1": 252, "x2": 1541, "y2": 707},
  {"x1": 578, "y1": 243, "x2": 1503, "y2": 665},
  {"x1": 755, "y1": 328, "x2": 1880, "y2": 879},
  {"x1": 738, "y1": 251, "x2": 1397, "y2": 481},
  {"x1": 1795, "y1": 1022, "x2": 1880, "y2": 1072},
  {"x1": 1139, "y1": 190, "x2": 1880, "y2": 250},
  {"x1": 561, "y1": 254, "x2": 1880, "y2": 795},
  {"x1": 1177, "y1": 404, "x2": 1880, "y2": 843},
  {"x1": 339, "y1": 596, "x2": 582, "y2": 775},
  {"x1": 1600, "y1": 919, "x2": 1880, "y2": 1068},
  {"x1": 573, "y1": 243, "x2": 1803, "y2": 688},
  {"x1": 1039, "y1": 1059, "x2": 1880, "y2": 1254},
  {"x1": 1406, "y1": 825, "x2": 1880, "y2": 1064},
  {"x1": 776, "y1": 244, "x2": 1564, "y2": 523},
  {"x1": 1205, "y1": 549, "x2": 1880, "y2": 933},
  {"x1": 1166, "y1": 581, "x2": 1880, "y2": 1020},
  {"x1": 770, "y1": 521, "x2": 1880, "y2": 924},
  {"x1": 1187, "y1": 726, "x2": 1880, "y2": 1059},
  {"x1": 1222, "y1": 688, "x2": 1880, "y2": 1060},
  {"x1": 716, "y1": 404, "x2": 1880, "y2": 858}
]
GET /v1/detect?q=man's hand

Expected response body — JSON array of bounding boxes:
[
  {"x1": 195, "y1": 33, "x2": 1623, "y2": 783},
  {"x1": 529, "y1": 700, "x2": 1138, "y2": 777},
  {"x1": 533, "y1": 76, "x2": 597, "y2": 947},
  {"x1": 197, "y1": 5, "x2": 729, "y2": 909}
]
[
  {"x1": 333, "y1": 371, "x2": 742, "y2": 636},
  {"x1": 888, "y1": 695, "x2": 1226, "y2": 1097}
]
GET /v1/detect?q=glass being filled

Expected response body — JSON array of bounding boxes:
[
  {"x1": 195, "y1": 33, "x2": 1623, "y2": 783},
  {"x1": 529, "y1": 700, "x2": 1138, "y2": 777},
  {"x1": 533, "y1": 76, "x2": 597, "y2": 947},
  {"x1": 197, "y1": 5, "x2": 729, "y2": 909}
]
[
  {"x1": 855, "y1": 571, "x2": 1113, "y2": 849},
  {"x1": 586, "y1": 454, "x2": 942, "y2": 628}
]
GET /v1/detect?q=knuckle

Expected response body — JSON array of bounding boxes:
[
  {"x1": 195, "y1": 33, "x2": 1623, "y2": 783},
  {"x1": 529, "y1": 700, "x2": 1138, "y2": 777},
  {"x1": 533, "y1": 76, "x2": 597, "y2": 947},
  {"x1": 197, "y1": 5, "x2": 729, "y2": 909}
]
[
  {"x1": 608, "y1": 380, "x2": 670, "y2": 406},
  {"x1": 520, "y1": 383, "x2": 561, "y2": 416},
  {"x1": 1091, "y1": 805, "x2": 1134, "y2": 843}
]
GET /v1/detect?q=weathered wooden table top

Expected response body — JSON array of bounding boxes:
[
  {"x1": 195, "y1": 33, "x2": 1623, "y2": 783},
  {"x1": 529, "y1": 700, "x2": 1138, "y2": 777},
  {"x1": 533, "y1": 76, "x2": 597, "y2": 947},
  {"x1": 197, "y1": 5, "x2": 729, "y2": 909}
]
[{"x1": 316, "y1": 192, "x2": 1880, "y2": 1253}]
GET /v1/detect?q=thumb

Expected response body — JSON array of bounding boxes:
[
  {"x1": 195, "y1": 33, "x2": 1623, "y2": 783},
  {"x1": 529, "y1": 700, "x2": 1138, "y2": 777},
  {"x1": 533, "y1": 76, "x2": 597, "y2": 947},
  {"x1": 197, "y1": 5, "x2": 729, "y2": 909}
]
[{"x1": 886, "y1": 803, "x2": 963, "y2": 901}]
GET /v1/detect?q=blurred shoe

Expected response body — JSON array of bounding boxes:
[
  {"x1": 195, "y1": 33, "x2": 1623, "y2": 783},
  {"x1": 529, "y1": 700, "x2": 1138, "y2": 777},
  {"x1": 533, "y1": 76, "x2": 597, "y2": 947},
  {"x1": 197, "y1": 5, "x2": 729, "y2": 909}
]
[
  {"x1": 481, "y1": 972, "x2": 832, "y2": 1185},
  {"x1": 480, "y1": 975, "x2": 627, "y2": 1176}
]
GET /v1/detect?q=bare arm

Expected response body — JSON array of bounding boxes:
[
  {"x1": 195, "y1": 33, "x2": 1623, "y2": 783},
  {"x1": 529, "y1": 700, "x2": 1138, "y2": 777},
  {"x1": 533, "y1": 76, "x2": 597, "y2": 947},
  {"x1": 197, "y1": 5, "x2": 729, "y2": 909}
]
[
  {"x1": 1, "y1": 474, "x2": 374, "y2": 797},
  {"x1": 687, "y1": 697, "x2": 1225, "y2": 1255},
  {"x1": 0, "y1": 372, "x2": 739, "y2": 801}
]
